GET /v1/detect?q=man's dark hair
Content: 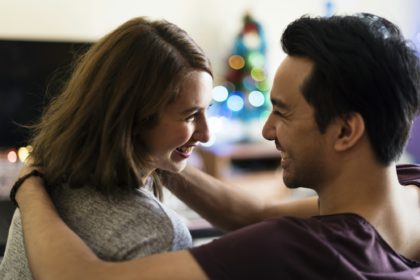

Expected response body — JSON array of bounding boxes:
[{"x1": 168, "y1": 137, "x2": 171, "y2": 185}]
[{"x1": 281, "y1": 13, "x2": 420, "y2": 165}]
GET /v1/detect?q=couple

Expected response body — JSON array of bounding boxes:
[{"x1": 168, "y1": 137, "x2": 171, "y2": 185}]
[{"x1": 3, "y1": 13, "x2": 420, "y2": 279}]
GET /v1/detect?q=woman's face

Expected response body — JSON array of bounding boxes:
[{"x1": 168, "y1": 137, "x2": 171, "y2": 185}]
[{"x1": 143, "y1": 70, "x2": 213, "y2": 175}]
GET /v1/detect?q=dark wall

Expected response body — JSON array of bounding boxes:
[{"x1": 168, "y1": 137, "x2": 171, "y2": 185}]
[
  {"x1": 0, "y1": 200, "x2": 16, "y2": 256},
  {"x1": 0, "y1": 39, "x2": 91, "y2": 149}
]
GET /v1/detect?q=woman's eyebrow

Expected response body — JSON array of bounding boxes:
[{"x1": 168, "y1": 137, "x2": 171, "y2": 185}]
[{"x1": 181, "y1": 106, "x2": 200, "y2": 115}]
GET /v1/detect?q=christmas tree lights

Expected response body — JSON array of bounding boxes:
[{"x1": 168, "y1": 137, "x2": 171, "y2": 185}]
[{"x1": 208, "y1": 13, "x2": 271, "y2": 145}]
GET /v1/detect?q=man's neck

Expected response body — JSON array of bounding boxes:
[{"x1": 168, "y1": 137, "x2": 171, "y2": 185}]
[
  {"x1": 317, "y1": 161, "x2": 420, "y2": 260},
  {"x1": 317, "y1": 162, "x2": 399, "y2": 217}
]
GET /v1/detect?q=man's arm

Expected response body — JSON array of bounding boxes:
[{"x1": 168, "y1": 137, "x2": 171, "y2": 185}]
[
  {"x1": 162, "y1": 165, "x2": 319, "y2": 231},
  {"x1": 17, "y1": 176, "x2": 207, "y2": 280}
]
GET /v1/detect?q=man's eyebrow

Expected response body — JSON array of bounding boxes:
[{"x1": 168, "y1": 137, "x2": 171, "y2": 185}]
[{"x1": 271, "y1": 98, "x2": 290, "y2": 110}]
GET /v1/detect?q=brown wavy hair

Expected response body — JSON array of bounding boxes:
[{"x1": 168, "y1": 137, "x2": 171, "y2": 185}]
[{"x1": 29, "y1": 17, "x2": 213, "y2": 199}]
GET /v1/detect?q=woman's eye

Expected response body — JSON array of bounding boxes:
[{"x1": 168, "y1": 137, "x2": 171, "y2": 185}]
[{"x1": 186, "y1": 114, "x2": 197, "y2": 122}]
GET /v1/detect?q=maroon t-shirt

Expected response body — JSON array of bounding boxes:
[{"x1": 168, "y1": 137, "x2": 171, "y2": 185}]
[{"x1": 190, "y1": 164, "x2": 420, "y2": 279}]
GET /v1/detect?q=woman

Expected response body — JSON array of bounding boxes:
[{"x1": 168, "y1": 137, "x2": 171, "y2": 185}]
[{"x1": 0, "y1": 16, "x2": 213, "y2": 279}]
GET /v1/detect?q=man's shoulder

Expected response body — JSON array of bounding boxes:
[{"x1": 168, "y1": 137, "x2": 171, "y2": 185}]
[
  {"x1": 197, "y1": 214, "x2": 375, "y2": 262},
  {"x1": 250, "y1": 214, "x2": 365, "y2": 242},
  {"x1": 190, "y1": 216, "x2": 341, "y2": 279},
  {"x1": 203, "y1": 215, "x2": 347, "y2": 252}
]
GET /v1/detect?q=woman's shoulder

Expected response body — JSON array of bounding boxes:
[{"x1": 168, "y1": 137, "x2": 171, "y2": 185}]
[{"x1": 51, "y1": 185, "x2": 191, "y2": 259}]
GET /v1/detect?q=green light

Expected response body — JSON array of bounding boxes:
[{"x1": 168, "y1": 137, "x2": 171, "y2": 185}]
[{"x1": 248, "y1": 51, "x2": 265, "y2": 68}]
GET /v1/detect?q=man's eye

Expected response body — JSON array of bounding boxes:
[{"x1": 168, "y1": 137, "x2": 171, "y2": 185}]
[{"x1": 273, "y1": 110, "x2": 285, "y2": 117}]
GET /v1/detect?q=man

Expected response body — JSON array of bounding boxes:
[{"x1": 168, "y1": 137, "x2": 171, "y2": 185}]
[{"x1": 13, "y1": 13, "x2": 420, "y2": 279}]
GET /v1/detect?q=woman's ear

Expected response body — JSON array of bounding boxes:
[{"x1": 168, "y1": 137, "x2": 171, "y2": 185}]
[{"x1": 334, "y1": 112, "x2": 365, "y2": 152}]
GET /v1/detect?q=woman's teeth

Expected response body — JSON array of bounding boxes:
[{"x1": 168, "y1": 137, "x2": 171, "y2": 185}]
[{"x1": 176, "y1": 146, "x2": 193, "y2": 154}]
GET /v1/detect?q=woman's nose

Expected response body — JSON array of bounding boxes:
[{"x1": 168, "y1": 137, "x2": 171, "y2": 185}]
[{"x1": 195, "y1": 115, "x2": 210, "y2": 143}]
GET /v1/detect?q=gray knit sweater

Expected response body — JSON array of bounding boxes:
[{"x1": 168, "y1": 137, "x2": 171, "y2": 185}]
[{"x1": 0, "y1": 185, "x2": 192, "y2": 279}]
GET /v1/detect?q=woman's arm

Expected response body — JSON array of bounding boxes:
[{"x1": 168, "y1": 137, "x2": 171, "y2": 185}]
[
  {"x1": 163, "y1": 165, "x2": 319, "y2": 231},
  {"x1": 16, "y1": 176, "x2": 207, "y2": 280},
  {"x1": 166, "y1": 163, "x2": 419, "y2": 231}
]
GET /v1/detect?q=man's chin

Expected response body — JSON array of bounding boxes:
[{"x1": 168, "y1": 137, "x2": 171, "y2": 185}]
[{"x1": 282, "y1": 173, "x2": 301, "y2": 189}]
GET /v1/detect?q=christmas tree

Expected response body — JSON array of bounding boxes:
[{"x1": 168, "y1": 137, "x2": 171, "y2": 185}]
[{"x1": 208, "y1": 13, "x2": 271, "y2": 145}]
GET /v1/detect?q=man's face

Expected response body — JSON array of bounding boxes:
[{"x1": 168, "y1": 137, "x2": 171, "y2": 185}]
[{"x1": 262, "y1": 56, "x2": 331, "y2": 189}]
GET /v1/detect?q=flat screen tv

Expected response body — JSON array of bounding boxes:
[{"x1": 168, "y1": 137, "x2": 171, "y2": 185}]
[{"x1": 0, "y1": 39, "x2": 91, "y2": 149}]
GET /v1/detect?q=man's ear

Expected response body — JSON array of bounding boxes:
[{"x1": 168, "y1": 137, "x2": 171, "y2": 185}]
[{"x1": 334, "y1": 112, "x2": 365, "y2": 152}]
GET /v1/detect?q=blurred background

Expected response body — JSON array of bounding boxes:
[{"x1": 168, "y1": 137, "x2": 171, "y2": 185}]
[
  {"x1": 1, "y1": 0, "x2": 420, "y2": 159},
  {"x1": 0, "y1": 0, "x2": 420, "y2": 247},
  {"x1": 1, "y1": 0, "x2": 420, "y2": 194}
]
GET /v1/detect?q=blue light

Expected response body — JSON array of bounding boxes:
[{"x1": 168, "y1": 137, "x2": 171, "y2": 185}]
[
  {"x1": 325, "y1": 0, "x2": 334, "y2": 17},
  {"x1": 242, "y1": 75, "x2": 256, "y2": 91},
  {"x1": 227, "y1": 95, "x2": 244, "y2": 112},
  {"x1": 212, "y1": 85, "x2": 229, "y2": 102},
  {"x1": 248, "y1": 91, "x2": 265, "y2": 107}
]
